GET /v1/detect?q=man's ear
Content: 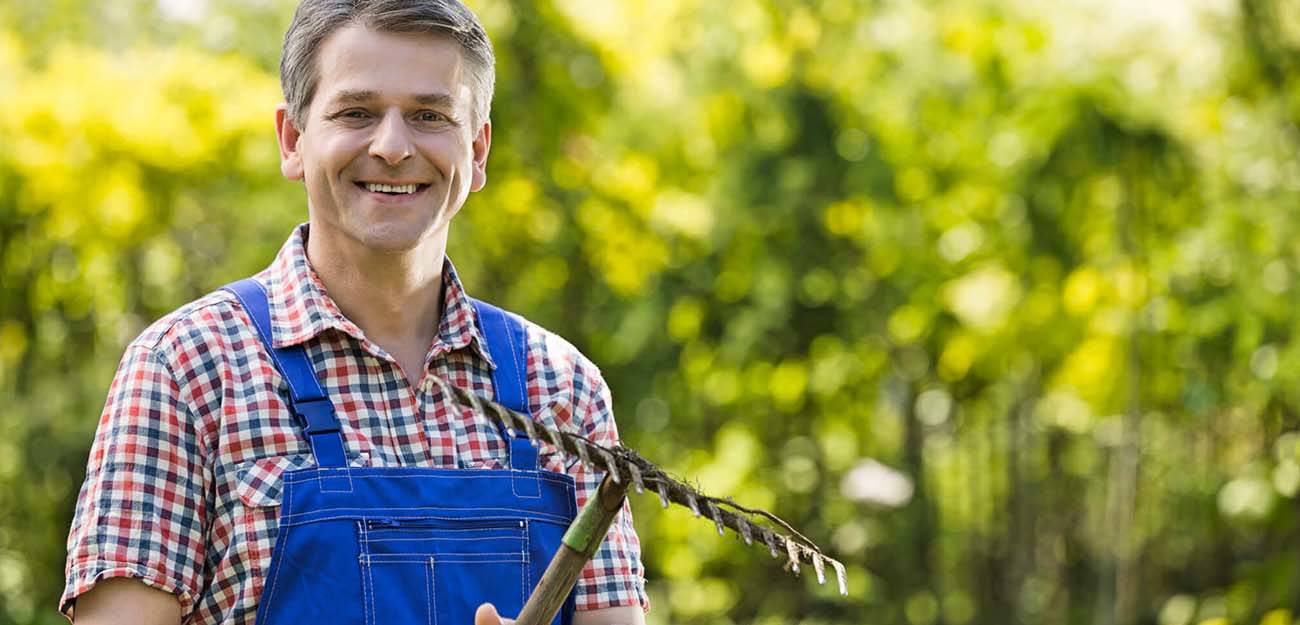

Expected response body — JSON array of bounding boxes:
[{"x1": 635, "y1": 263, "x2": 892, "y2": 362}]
[
  {"x1": 275, "y1": 104, "x2": 304, "y2": 181},
  {"x1": 469, "y1": 120, "x2": 492, "y2": 192}
]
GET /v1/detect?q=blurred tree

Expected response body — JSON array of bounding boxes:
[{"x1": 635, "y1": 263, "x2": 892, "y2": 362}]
[{"x1": 2, "y1": 0, "x2": 1300, "y2": 624}]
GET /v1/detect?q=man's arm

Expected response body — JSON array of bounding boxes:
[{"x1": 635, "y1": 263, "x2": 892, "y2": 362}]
[
  {"x1": 560, "y1": 364, "x2": 650, "y2": 614},
  {"x1": 573, "y1": 606, "x2": 647, "y2": 625},
  {"x1": 62, "y1": 344, "x2": 207, "y2": 621},
  {"x1": 71, "y1": 578, "x2": 181, "y2": 625},
  {"x1": 475, "y1": 603, "x2": 647, "y2": 625}
]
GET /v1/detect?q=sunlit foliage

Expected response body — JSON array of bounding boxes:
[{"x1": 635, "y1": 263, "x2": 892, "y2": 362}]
[{"x1": 2, "y1": 0, "x2": 1300, "y2": 624}]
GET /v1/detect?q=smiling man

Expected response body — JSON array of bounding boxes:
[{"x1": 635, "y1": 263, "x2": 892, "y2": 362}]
[{"x1": 61, "y1": 2, "x2": 648, "y2": 625}]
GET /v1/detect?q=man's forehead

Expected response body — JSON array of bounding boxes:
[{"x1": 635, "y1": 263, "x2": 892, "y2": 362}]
[
  {"x1": 317, "y1": 24, "x2": 467, "y2": 71},
  {"x1": 312, "y1": 26, "x2": 473, "y2": 106}
]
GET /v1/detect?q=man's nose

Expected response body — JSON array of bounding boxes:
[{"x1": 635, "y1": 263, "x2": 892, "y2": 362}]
[{"x1": 369, "y1": 109, "x2": 413, "y2": 166}]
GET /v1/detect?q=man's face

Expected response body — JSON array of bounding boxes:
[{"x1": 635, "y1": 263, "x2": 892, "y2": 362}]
[{"x1": 276, "y1": 24, "x2": 490, "y2": 254}]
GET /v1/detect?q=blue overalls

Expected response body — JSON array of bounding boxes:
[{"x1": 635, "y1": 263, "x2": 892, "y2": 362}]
[{"x1": 225, "y1": 279, "x2": 577, "y2": 625}]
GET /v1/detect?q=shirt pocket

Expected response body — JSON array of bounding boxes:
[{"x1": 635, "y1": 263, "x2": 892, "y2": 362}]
[
  {"x1": 233, "y1": 455, "x2": 313, "y2": 603},
  {"x1": 236, "y1": 455, "x2": 312, "y2": 508},
  {"x1": 234, "y1": 453, "x2": 371, "y2": 507}
]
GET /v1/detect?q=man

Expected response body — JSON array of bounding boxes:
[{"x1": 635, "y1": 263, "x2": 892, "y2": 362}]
[{"x1": 60, "y1": 1, "x2": 648, "y2": 624}]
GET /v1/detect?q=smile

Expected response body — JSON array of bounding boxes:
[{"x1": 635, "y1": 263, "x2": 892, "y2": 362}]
[{"x1": 357, "y1": 182, "x2": 429, "y2": 195}]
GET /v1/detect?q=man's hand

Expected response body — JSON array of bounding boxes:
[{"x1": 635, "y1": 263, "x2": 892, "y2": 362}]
[
  {"x1": 474, "y1": 603, "x2": 646, "y2": 625},
  {"x1": 475, "y1": 603, "x2": 513, "y2": 625}
]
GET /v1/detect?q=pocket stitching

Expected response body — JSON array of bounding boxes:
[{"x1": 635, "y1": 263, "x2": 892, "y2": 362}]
[
  {"x1": 522, "y1": 519, "x2": 531, "y2": 610},
  {"x1": 427, "y1": 558, "x2": 438, "y2": 625},
  {"x1": 361, "y1": 521, "x2": 373, "y2": 625}
]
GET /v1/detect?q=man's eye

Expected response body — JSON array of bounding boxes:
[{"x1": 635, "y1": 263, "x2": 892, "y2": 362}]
[
  {"x1": 416, "y1": 111, "x2": 445, "y2": 123},
  {"x1": 331, "y1": 109, "x2": 370, "y2": 121}
]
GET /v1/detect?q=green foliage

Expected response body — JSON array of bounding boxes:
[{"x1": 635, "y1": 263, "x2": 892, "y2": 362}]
[{"x1": 3, "y1": 0, "x2": 1300, "y2": 624}]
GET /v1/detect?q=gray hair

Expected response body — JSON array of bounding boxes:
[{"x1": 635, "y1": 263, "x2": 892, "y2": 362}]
[{"x1": 280, "y1": 0, "x2": 495, "y2": 129}]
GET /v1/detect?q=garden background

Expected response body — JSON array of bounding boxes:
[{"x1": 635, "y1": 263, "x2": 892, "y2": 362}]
[{"x1": 1, "y1": 0, "x2": 1299, "y2": 624}]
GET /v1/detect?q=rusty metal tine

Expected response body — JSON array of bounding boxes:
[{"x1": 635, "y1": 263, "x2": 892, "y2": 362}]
[
  {"x1": 520, "y1": 413, "x2": 539, "y2": 440},
  {"x1": 832, "y1": 560, "x2": 848, "y2": 596},
  {"x1": 599, "y1": 447, "x2": 621, "y2": 484},
  {"x1": 626, "y1": 462, "x2": 644, "y2": 494},
  {"x1": 547, "y1": 423, "x2": 565, "y2": 450},
  {"x1": 706, "y1": 501, "x2": 725, "y2": 535},
  {"x1": 575, "y1": 437, "x2": 591, "y2": 468}
]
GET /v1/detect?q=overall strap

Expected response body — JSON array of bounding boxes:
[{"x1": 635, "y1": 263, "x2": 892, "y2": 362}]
[
  {"x1": 224, "y1": 279, "x2": 350, "y2": 470},
  {"x1": 471, "y1": 298, "x2": 541, "y2": 485}
]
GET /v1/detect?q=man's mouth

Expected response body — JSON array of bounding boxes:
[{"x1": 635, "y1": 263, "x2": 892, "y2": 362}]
[{"x1": 357, "y1": 182, "x2": 429, "y2": 195}]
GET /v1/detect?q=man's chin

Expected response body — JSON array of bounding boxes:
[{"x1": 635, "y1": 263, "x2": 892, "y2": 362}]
[
  {"x1": 307, "y1": 207, "x2": 451, "y2": 257},
  {"x1": 350, "y1": 220, "x2": 446, "y2": 255}
]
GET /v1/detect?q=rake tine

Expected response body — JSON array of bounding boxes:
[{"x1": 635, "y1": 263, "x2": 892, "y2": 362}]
[
  {"x1": 831, "y1": 559, "x2": 848, "y2": 596},
  {"x1": 626, "y1": 462, "x2": 645, "y2": 494},
  {"x1": 575, "y1": 437, "x2": 591, "y2": 468},
  {"x1": 706, "y1": 501, "x2": 725, "y2": 536},
  {"x1": 521, "y1": 414, "x2": 539, "y2": 441},
  {"x1": 599, "y1": 447, "x2": 622, "y2": 484},
  {"x1": 539, "y1": 418, "x2": 563, "y2": 448}
]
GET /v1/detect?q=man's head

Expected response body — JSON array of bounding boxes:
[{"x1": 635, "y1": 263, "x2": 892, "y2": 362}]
[
  {"x1": 280, "y1": 0, "x2": 495, "y2": 131},
  {"x1": 273, "y1": 1, "x2": 496, "y2": 255}
]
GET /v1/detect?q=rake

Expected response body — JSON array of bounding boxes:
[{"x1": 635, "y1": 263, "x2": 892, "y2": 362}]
[{"x1": 446, "y1": 385, "x2": 850, "y2": 625}]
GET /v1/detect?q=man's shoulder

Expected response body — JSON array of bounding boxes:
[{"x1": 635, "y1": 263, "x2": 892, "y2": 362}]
[
  {"x1": 126, "y1": 283, "x2": 249, "y2": 361},
  {"x1": 491, "y1": 304, "x2": 608, "y2": 392},
  {"x1": 493, "y1": 307, "x2": 616, "y2": 434}
]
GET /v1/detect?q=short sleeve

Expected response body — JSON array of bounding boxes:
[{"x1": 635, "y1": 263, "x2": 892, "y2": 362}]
[
  {"x1": 568, "y1": 365, "x2": 650, "y2": 612},
  {"x1": 61, "y1": 344, "x2": 208, "y2": 618}
]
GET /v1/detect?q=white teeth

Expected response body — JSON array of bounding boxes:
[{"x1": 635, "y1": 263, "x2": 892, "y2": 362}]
[{"x1": 364, "y1": 183, "x2": 419, "y2": 194}]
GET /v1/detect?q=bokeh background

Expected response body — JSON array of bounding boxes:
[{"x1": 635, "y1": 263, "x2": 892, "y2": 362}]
[{"x1": 2, "y1": 0, "x2": 1300, "y2": 623}]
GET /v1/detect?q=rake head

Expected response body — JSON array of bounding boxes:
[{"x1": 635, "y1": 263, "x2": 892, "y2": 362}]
[{"x1": 447, "y1": 383, "x2": 850, "y2": 596}]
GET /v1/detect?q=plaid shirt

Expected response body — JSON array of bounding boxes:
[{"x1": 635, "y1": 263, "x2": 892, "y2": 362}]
[{"x1": 62, "y1": 224, "x2": 647, "y2": 624}]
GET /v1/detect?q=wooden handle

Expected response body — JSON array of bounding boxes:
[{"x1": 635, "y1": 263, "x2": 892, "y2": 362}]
[{"x1": 516, "y1": 474, "x2": 630, "y2": 625}]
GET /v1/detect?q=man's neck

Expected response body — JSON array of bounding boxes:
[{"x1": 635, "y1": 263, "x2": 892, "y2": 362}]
[{"x1": 305, "y1": 223, "x2": 447, "y2": 380}]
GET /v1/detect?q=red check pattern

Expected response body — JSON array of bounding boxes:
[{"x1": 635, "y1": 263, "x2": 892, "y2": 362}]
[{"x1": 62, "y1": 224, "x2": 647, "y2": 624}]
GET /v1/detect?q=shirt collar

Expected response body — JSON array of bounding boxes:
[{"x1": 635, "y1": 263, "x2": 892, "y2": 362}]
[
  {"x1": 431, "y1": 257, "x2": 497, "y2": 369},
  {"x1": 259, "y1": 223, "x2": 495, "y2": 369}
]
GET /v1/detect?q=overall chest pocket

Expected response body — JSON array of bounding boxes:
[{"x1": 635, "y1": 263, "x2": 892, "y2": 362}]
[{"x1": 360, "y1": 517, "x2": 530, "y2": 625}]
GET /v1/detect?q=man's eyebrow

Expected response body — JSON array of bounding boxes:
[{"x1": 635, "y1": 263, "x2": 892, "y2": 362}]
[
  {"x1": 327, "y1": 90, "x2": 455, "y2": 107},
  {"x1": 331, "y1": 89, "x2": 378, "y2": 105},
  {"x1": 411, "y1": 92, "x2": 454, "y2": 107}
]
